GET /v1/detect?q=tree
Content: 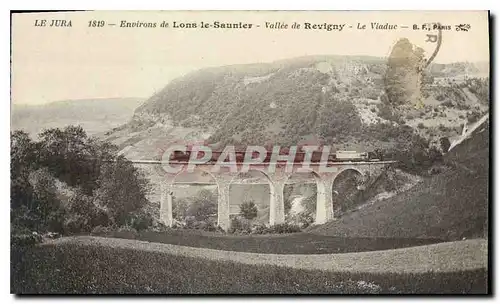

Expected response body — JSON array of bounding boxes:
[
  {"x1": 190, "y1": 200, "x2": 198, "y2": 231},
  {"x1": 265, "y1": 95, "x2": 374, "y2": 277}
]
[
  {"x1": 173, "y1": 197, "x2": 189, "y2": 220},
  {"x1": 27, "y1": 168, "x2": 66, "y2": 233},
  {"x1": 93, "y1": 155, "x2": 150, "y2": 226},
  {"x1": 184, "y1": 189, "x2": 217, "y2": 221},
  {"x1": 11, "y1": 131, "x2": 37, "y2": 211},
  {"x1": 11, "y1": 126, "x2": 152, "y2": 235},
  {"x1": 37, "y1": 126, "x2": 120, "y2": 195},
  {"x1": 11, "y1": 132, "x2": 66, "y2": 233},
  {"x1": 239, "y1": 200, "x2": 258, "y2": 220},
  {"x1": 38, "y1": 126, "x2": 94, "y2": 194},
  {"x1": 64, "y1": 188, "x2": 111, "y2": 233}
]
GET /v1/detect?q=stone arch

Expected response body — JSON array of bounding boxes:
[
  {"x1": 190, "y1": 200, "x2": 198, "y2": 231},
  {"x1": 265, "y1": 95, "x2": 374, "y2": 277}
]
[
  {"x1": 228, "y1": 167, "x2": 274, "y2": 186},
  {"x1": 228, "y1": 169, "x2": 273, "y2": 226},
  {"x1": 288, "y1": 167, "x2": 322, "y2": 182},
  {"x1": 165, "y1": 166, "x2": 219, "y2": 228},
  {"x1": 332, "y1": 168, "x2": 366, "y2": 214},
  {"x1": 169, "y1": 166, "x2": 218, "y2": 188},
  {"x1": 334, "y1": 167, "x2": 366, "y2": 183},
  {"x1": 283, "y1": 169, "x2": 320, "y2": 227}
]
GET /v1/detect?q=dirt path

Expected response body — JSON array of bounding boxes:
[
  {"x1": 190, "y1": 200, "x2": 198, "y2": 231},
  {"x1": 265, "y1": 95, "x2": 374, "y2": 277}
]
[{"x1": 45, "y1": 236, "x2": 487, "y2": 274}]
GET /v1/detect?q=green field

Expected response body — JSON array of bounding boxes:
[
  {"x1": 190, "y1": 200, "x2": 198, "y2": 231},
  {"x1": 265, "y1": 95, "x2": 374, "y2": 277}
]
[{"x1": 11, "y1": 240, "x2": 488, "y2": 294}]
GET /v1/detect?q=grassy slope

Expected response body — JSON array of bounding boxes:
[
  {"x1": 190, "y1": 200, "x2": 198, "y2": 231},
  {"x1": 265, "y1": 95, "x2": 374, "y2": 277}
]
[
  {"x1": 11, "y1": 241, "x2": 487, "y2": 294},
  {"x1": 95, "y1": 229, "x2": 443, "y2": 254},
  {"x1": 310, "y1": 119, "x2": 489, "y2": 240}
]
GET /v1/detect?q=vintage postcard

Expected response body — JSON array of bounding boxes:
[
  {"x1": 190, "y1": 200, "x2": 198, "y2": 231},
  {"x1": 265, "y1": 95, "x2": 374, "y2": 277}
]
[{"x1": 10, "y1": 10, "x2": 490, "y2": 294}]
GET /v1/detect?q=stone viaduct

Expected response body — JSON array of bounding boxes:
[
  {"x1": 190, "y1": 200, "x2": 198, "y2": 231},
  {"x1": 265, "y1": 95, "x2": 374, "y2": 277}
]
[{"x1": 156, "y1": 160, "x2": 396, "y2": 231}]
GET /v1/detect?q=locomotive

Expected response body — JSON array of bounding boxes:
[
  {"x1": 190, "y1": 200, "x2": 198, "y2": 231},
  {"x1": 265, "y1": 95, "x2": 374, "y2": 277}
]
[{"x1": 335, "y1": 151, "x2": 370, "y2": 161}]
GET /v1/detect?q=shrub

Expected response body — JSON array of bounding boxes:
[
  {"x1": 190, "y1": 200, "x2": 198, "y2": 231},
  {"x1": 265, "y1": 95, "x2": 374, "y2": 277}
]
[
  {"x1": 90, "y1": 225, "x2": 112, "y2": 236},
  {"x1": 427, "y1": 146, "x2": 443, "y2": 164},
  {"x1": 440, "y1": 137, "x2": 451, "y2": 153},
  {"x1": 377, "y1": 103, "x2": 396, "y2": 121},
  {"x1": 151, "y1": 221, "x2": 172, "y2": 233},
  {"x1": 296, "y1": 213, "x2": 314, "y2": 228},
  {"x1": 442, "y1": 100, "x2": 453, "y2": 107},
  {"x1": 183, "y1": 216, "x2": 197, "y2": 229},
  {"x1": 118, "y1": 226, "x2": 137, "y2": 233},
  {"x1": 417, "y1": 123, "x2": 425, "y2": 129},
  {"x1": 63, "y1": 215, "x2": 93, "y2": 235},
  {"x1": 457, "y1": 103, "x2": 471, "y2": 111},
  {"x1": 361, "y1": 87, "x2": 380, "y2": 100},
  {"x1": 178, "y1": 189, "x2": 217, "y2": 222},
  {"x1": 203, "y1": 222, "x2": 218, "y2": 232},
  {"x1": 115, "y1": 226, "x2": 139, "y2": 238},
  {"x1": 126, "y1": 210, "x2": 153, "y2": 232},
  {"x1": 438, "y1": 124, "x2": 449, "y2": 132},
  {"x1": 192, "y1": 221, "x2": 209, "y2": 230},
  {"x1": 66, "y1": 191, "x2": 111, "y2": 233},
  {"x1": 229, "y1": 216, "x2": 252, "y2": 234},
  {"x1": 239, "y1": 200, "x2": 258, "y2": 220},
  {"x1": 468, "y1": 111, "x2": 481, "y2": 124},
  {"x1": 267, "y1": 223, "x2": 302, "y2": 234},
  {"x1": 464, "y1": 77, "x2": 489, "y2": 103},
  {"x1": 251, "y1": 224, "x2": 268, "y2": 234},
  {"x1": 435, "y1": 94, "x2": 445, "y2": 101},
  {"x1": 428, "y1": 166, "x2": 443, "y2": 175},
  {"x1": 11, "y1": 232, "x2": 43, "y2": 248}
]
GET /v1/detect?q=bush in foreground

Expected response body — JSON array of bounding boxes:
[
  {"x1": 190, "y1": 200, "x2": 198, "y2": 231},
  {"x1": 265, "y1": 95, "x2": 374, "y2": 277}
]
[
  {"x1": 229, "y1": 217, "x2": 302, "y2": 235},
  {"x1": 11, "y1": 126, "x2": 153, "y2": 238}
]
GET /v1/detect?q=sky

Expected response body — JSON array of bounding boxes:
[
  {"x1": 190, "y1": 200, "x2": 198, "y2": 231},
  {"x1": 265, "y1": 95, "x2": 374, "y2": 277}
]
[{"x1": 11, "y1": 11, "x2": 489, "y2": 105}]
